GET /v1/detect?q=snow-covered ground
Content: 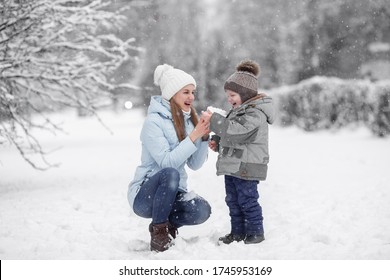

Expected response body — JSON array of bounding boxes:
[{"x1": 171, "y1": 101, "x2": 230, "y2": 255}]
[{"x1": 1, "y1": 108, "x2": 390, "y2": 260}]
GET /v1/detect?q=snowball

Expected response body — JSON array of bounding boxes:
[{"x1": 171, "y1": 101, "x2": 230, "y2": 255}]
[{"x1": 207, "y1": 106, "x2": 227, "y2": 117}]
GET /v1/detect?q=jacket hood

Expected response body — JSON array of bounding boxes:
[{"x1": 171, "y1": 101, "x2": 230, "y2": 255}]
[
  {"x1": 148, "y1": 96, "x2": 172, "y2": 119},
  {"x1": 147, "y1": 95, "x2": 192, "y2": 122},
  {"x1": 243, "y1": 94, "x2": 275, "y2": 124}
]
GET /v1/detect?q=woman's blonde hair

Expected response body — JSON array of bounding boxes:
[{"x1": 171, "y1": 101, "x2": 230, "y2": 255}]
[{"x1": 170, "y1": 99, "x2": 198, "y2": 142}]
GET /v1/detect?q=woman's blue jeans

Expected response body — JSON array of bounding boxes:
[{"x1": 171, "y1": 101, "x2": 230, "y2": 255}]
[{"x1": 133, "y1": 168, "x2": 211, "y2": 227}]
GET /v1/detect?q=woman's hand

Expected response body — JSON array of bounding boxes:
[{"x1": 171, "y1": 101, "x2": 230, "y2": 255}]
[
  {"x1": 189, "y1": 117, "x2": 210, "y2": 143},
  {"x1": 201, "y1": 110, "x2": 212, "y2": 123}
]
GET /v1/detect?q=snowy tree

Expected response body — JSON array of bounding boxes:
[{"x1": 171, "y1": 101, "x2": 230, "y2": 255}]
[
  {"x1": 0, "y1": 0, "x2": 140, "y2": 169},
  {"x1": 131, "y1": 0, "x2": 203, "y2": 109},
  {"x1": 215, "y1": 0, "x2": 308, "y2": 88},
  {"x1": 297, "y1": 0, "x2": 390, "y2": 80}
]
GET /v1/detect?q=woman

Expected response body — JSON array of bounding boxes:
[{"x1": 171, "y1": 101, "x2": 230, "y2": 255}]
[{"x1": 127, "y1": 64, "x2": 211, "y2": 252}]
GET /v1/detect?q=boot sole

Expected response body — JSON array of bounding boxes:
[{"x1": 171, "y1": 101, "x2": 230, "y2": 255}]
[{"x1": 244, "y1": 237, "x2": 265, "y2": 244}]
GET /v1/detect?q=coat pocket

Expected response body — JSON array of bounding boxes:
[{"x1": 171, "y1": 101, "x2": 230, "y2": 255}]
[
  {"x1": 217, "y1": 147, "x2": 243, "y2": 175},
  {"x1": 221, "y1": 147, "x2": 243, "y2": 159}
]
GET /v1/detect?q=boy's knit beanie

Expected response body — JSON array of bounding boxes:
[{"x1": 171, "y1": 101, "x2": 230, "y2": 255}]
[{"x1": 224, "y1": 60, "x2": 260, "y2": 103}]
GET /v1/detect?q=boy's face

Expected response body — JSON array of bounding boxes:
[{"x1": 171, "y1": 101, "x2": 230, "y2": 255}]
[{"x1": 226, "y1": 90, "x2": 242, "y2": 109}]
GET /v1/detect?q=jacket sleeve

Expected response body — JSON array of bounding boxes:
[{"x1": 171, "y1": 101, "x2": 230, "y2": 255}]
[
  {"x1": 141, "y1": 117, "x2": 197, "y2": 169},
  {"x1": 210, "y1": 109, "x2": 263, "y2": 145},
  {"x1": 186, "y1": 140, "x2": 208, "y2": 170}
]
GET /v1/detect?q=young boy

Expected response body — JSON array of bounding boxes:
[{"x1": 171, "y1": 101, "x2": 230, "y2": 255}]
[{"x1": 202, "y1": 60, "x2": 274, "y2": 244}]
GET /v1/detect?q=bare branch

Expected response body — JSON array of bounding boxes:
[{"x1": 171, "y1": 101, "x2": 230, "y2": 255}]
[{"x1": 0, "y1": 0, "x2": 141, "y2": 169}]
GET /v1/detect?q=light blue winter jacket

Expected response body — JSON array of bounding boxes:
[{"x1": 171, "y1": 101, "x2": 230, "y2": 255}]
[{"x1": 127, "y1": 96, "x2": 209, "y2": 209}]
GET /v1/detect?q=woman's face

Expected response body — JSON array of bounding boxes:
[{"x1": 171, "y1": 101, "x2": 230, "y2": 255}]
[
  {"x1": 226, "y1": 90, "x2": 242, "y2": 109},
  {"x1": 172, "y1": 84, "x2": 196, "y2": 112}
]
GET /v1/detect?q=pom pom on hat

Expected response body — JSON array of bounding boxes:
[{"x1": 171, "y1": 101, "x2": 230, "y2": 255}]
[
  {"x1": 153, "y1": 64, "x2": 196, "y2": 101},
  {"x1": 236, "y1": 60, "x2": 260, "y2": 77},
  {"x1": 154, "y1": 64, "x2": 173, "y2": 86}
]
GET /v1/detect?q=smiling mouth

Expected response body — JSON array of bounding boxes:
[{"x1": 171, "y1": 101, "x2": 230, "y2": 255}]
[{"x1": 184, "y1": 101, "x2": 192, "y2": 106}]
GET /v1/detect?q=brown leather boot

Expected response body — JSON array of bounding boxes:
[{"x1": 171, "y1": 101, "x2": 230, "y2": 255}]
[
  {"x1": 168, "y1": 222, "x2": 178, "y2": 239},
  {"x1": 149, "y1": 222, "x2": 172, "y2": 252},
  {"x1": 149, "y1": 222, "x2": 178, "y2": 239}
]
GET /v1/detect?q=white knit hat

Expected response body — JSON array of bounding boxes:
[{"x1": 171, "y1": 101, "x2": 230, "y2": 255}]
[{"x1": 154, "y1": 64, "x2": 196, "y2": 101}]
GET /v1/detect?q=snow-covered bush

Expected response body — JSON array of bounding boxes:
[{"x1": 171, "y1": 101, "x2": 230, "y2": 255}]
[
  {"x1": 270, "y1": 76, "x2": 390, "y2": 136},
  {"x1": 369, "y1": 81, "x2": 390, "y2": 137}
]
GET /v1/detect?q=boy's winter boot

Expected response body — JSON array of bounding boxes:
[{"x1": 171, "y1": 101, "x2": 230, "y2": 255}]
[
  {"x1": 149, "y1": 222, "x2": 173, "y2": 252},
  {"x1": 218, "y1": 233, "x2": 246, "y2": 244},
  {"x1": 244, "y1": 233, "x2": 265, "y2": 244}
]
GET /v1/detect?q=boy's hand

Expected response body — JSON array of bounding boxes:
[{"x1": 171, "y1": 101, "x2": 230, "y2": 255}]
[{"x1": 208, "y1": 140, "x2": 218, "y2": 152}]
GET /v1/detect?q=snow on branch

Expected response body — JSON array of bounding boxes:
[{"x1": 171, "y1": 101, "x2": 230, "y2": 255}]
[{"x1": 0, "y1": 0, "x2": 141, "y2": 169}]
